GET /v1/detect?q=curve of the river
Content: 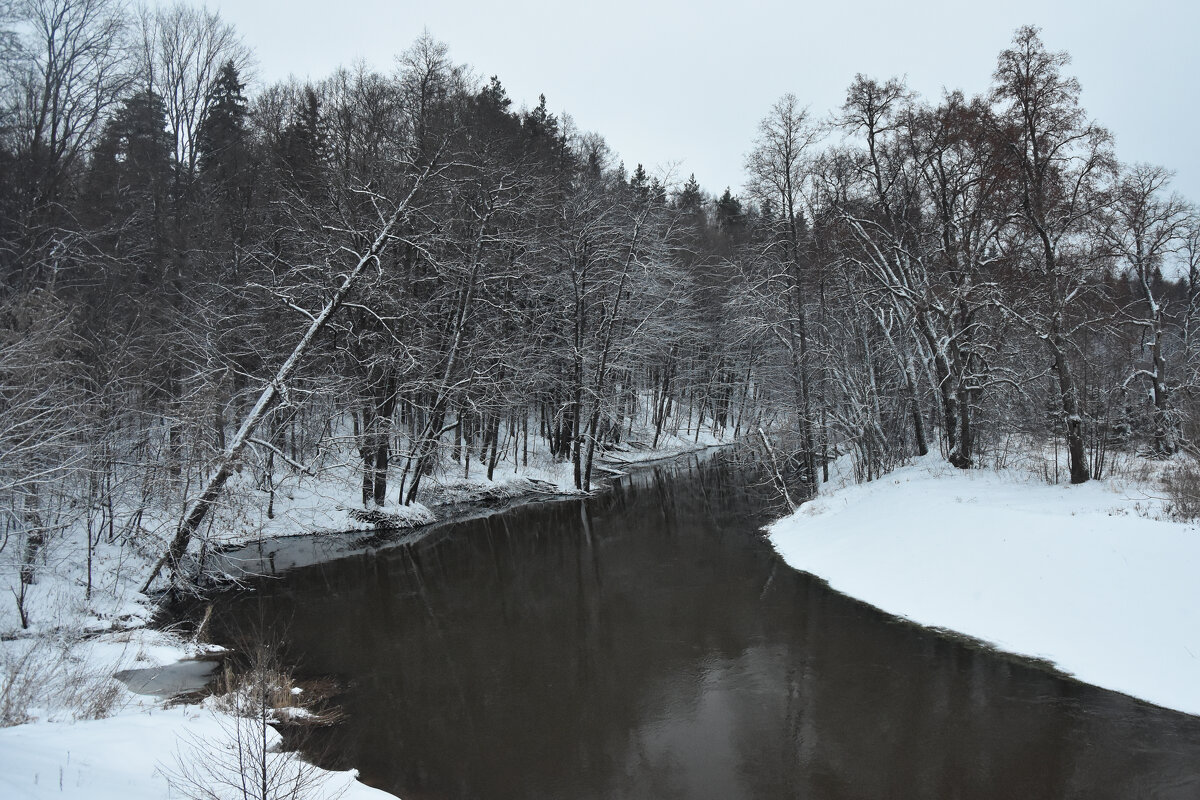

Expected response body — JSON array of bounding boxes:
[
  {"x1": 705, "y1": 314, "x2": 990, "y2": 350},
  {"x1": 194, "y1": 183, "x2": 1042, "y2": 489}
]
[{"x1": 208, "y1": 452, "x2": 1200, "y2": 800}]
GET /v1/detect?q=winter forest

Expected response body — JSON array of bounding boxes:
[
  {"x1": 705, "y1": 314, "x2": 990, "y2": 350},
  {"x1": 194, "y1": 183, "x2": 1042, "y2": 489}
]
[
  {"x1": 4, "y1": 0, "x2": 1200, "y2": 795},
  {"x1": 1, "y1": 0, "x2": 1199, "y2": 613}
]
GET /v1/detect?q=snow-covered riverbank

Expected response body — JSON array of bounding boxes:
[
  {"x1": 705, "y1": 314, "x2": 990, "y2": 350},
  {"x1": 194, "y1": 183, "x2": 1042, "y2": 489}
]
[
  {"x1": 768, "y1": 454, "x2": 1200, "y2": 716},
  {"x1": 0, "y1": 653, "x2": 395, "y2": 800},
  {"x1": 0, "y1": 586, "x2": 398, "y2": 799}
]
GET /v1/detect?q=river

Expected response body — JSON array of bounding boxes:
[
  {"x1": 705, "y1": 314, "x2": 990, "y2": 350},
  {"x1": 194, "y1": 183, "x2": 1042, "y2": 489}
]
[{"x1": 208, "y1": 451, "x2": 1200, "y2": 800}]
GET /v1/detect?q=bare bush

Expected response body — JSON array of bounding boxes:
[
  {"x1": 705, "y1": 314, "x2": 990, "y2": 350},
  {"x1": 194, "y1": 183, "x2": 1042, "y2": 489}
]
[
  {"x1": 0, "y1": 635, "x2": 123, "y2": 726},
  {"x1": 166, "y1": 643, "x2": 344, "y2": 800},
  {"x1": 0, "y1": 640, "x2": 43, "y2": 726},
  {"x1": 1163, "y1": 454, "x2": 1200, "y2": 521}
]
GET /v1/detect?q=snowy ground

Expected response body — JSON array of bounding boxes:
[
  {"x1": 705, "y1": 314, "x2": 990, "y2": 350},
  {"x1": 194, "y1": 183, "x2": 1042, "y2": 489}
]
[
  {"x1": 0, "y1": 624, "x2": 395, "y2": 799},
  {"x1": 0, "y1": 422, "x2": 730, "y2": 799},
  {"x1": 595, "y1": 429, "x2": 726, "y2": 465},
  {"x1": 769, "y1": 453, "x2": 1200, "y2": 716}
]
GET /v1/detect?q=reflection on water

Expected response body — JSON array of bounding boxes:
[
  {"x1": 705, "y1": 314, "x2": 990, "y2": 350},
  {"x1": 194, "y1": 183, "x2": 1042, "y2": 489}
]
[{"x1": 210, "y1": 455, "x2": 1200, "y2": 800}]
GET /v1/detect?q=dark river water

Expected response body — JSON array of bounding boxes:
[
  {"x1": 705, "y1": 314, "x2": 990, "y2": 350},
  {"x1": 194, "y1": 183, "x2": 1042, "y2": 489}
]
[{"x1": 209, "y1": 452, "x2": 1200, "y2": 800}]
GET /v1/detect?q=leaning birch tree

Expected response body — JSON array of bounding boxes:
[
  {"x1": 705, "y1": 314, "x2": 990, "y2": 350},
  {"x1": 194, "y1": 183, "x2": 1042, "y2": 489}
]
[{"x1": 144, "y1": 155, "x2": 444, "y2": 591}]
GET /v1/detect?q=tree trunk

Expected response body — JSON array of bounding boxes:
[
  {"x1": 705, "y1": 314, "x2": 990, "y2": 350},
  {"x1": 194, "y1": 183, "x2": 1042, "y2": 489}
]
[
  {"x1": 1149, "y1": 314, "x2": 1177, "y2": 456},
  {"x1": 1047, "y1": 332, "x2": 1090, "y2": 484}
]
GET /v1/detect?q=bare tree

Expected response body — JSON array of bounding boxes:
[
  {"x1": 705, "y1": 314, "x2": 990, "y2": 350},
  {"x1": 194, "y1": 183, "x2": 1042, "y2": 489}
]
[
  {"x1": 1182, "y1": 216, "x2": 1200, "y2": 409},
  {"x1": 4, "y1": 0, "x2": 129, "y2": 285},
  {"x1": 907, "y1": 93, "x2": 1011, "y2": 467},
  {"x1": 991, "y1": 25, "x2": 1115, "y2": 484},
  {"x1": 745, "y1": 93, "x2": 822, "y2": 491},
  {"x1": 0, "y1": 289, "x2": 82, "y2": 627},
  {"x1": 831, "y1": 75, "x2": 936, "y2": 461},
  {"x1": 1103, "y1": 163, "x2": 1191, "y2": 454}
]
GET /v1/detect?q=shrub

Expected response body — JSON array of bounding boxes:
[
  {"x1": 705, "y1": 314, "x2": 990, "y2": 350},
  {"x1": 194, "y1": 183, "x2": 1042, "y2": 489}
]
[
  {"x1": 1163, "y1": 454, "x2": 1200, "y2": 521},
  {"x1": 166, "y1": 644, "x2": 344, "y2": 800}
]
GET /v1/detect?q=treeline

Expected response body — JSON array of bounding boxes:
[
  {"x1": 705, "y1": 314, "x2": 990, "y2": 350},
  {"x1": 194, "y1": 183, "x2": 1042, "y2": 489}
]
[
  {"x1": 737, "y1": 26, "x2": 1199, "y2": 492},
  {"x1": 1, "y1": 1, "x2": 1197, "y2": 602},
  {"x1": 0, "y1": 1, "x2": 770, "y2": 599}
]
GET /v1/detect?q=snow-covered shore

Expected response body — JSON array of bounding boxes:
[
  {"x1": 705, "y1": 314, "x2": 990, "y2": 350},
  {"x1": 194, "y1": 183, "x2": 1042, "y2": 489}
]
[
  {"x1": 768, "y1": 454, "x2": 1200, "y2": 716},
  {"x1": 0, "y1": 622, "x2": 399, "y2": 799}
]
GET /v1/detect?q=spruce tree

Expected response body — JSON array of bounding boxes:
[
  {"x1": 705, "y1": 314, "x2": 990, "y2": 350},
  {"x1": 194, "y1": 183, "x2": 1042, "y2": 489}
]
[
  {"x1": 83, "y1": 89, "x2": 174, "y2": 275},
  {"x1": 197, "y1": 61, "x2": 249, "y2": 184},
  {"x1": 279, "y1": 86, "x2": 325, "y2": 194}
]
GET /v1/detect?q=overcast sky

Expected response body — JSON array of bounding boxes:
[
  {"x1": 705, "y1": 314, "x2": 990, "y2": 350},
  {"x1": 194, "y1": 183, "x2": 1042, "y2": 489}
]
[{"x1": 209, "y1": 0, "x2": 1200, "y2": 202}]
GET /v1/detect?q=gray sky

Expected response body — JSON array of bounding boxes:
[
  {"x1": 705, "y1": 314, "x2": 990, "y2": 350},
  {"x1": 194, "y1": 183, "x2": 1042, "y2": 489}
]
[{"x1": 211, "y1": 0, "x2": 1200, "y2": 202}]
